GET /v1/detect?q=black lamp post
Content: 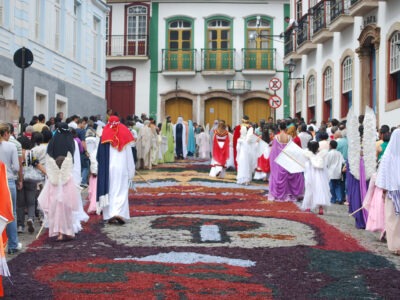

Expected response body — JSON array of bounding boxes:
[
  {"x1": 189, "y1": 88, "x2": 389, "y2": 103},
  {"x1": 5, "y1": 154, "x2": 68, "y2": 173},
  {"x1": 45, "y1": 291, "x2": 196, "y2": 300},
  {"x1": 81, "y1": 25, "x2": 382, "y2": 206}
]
[{"x1": 285, "y1": 59, "x2": 304, "y2": 88}]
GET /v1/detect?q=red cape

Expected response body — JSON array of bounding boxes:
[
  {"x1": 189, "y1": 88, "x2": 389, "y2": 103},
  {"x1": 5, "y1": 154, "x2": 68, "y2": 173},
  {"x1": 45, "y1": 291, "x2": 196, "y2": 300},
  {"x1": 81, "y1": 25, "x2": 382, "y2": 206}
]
[{"x1": 212, "y1": 131, "x2": 230, "y2": 166}]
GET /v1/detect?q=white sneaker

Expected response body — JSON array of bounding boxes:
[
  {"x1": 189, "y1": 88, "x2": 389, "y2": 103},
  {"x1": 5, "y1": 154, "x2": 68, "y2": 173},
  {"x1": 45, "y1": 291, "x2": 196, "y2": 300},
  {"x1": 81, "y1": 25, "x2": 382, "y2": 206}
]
[
  {"x1": 16, "y1": 242, "x2": 22, "y2": 250},
  {"x1": 17, "y1": 226, "x2": 24, "y2": 233}
]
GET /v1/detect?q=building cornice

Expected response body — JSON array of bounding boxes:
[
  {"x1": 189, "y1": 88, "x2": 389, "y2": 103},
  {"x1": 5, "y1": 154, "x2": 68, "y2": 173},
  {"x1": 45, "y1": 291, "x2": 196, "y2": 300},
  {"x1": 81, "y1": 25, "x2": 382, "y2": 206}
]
[{"x1": 92, "y1": 0, "x2": 110, "y2": 11}]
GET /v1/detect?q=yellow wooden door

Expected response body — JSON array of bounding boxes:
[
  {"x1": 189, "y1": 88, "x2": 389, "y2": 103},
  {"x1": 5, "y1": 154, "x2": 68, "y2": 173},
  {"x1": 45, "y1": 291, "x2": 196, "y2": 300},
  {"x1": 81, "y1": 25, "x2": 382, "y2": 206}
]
[
  {"x1": 243, "y1": 98, "x2": 271, "y2": 124},
  {"x1": 165, "y1": 98, "x2": 193, "y2": 123},
  {"x1": 204, "y1": 98, "x2": 232, "y2": 128}
]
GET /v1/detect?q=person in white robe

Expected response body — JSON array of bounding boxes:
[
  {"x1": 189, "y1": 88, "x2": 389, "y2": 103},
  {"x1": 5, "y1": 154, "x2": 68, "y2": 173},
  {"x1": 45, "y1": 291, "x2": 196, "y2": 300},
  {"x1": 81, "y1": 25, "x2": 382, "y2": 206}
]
[
  {"x1": 196, "y1": 126, "x2": 210, "y2": 159},
  {"x1": 96, "y1": 116, "x2": 135, "y2": 224},
  {"x1": 136, "y1": 120, "x2": 153, "y2": 169},
  {"x1": 301, "y1": 141, "x2": 331, "y2": 215},
  {"x1": 236, "y1": 127, "x2": 259, "y2": 185},
  {"x1": 72, "y1": 139, "x2": 89, "y2": 232},
  {"x1": 375, "y1": 128, "x2": 400, "y2": 255}
]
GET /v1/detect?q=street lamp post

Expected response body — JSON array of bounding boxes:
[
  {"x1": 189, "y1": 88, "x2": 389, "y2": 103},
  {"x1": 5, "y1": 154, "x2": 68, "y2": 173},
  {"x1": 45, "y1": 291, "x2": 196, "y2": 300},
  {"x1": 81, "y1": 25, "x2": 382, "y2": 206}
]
[{"x1": 285, "y1": 59, "x2": 305, "y2": 88}]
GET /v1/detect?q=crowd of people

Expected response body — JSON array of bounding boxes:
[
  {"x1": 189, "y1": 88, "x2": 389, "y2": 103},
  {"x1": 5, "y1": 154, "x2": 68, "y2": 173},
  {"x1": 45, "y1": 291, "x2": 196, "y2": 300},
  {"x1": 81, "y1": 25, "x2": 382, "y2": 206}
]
[{"x1": 0, "y1": 107, "x2": 400, "y2": 263}]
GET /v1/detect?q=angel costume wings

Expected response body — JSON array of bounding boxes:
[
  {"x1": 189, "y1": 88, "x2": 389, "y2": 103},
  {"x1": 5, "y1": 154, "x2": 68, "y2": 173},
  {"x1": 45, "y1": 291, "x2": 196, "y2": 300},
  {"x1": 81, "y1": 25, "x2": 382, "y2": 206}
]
[
  {"x1": 37, "y1": 152, "x2": 81, "y2": 238},
  {"x1": 347, "y1": 106, "x2": 376, "y2": 180},
  {"x1": 346, "y1": 106, "x2": 377, "y2": 229}
]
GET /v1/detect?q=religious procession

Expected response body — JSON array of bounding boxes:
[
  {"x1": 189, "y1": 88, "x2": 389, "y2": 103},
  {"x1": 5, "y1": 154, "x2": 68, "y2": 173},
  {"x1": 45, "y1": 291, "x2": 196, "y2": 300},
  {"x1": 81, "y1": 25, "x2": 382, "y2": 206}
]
[{"x1": 0, "y1": 107, "x2": 400, "y2": 297}]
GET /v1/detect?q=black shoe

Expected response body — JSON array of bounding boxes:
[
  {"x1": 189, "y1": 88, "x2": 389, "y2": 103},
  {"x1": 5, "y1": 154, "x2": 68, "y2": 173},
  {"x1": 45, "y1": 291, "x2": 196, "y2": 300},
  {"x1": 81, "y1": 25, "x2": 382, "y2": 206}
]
[
  {"x1": 8, "y1": 248, "x2": 19, "y2": 255},
  {"x1": 27, "y1": 219, "x2": 35, "y2": 233}
]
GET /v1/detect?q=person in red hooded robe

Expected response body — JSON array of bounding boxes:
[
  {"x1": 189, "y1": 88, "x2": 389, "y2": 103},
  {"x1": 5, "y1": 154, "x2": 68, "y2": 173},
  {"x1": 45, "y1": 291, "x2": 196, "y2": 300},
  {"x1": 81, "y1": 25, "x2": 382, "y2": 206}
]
[{"x1": 96, "y1": 116, "x2": 135, "y2": 225}]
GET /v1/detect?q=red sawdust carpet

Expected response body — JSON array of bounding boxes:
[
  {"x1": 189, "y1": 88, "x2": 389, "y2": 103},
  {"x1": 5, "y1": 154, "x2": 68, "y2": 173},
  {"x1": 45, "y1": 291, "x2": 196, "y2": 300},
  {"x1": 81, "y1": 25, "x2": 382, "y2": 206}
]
[{"x1": 4, "y1": 160, "x2": 400, "y2": 299}]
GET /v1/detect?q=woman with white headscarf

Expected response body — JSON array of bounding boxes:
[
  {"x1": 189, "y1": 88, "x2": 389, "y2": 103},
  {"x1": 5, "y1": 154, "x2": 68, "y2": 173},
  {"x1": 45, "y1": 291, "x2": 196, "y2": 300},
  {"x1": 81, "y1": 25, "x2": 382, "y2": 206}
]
[
  {"x1": 375, "y1": 128, "x2": 400, "y2": 255},
  {"x1": 173, "y1": 117, "x2": 187, "y2": 159}
]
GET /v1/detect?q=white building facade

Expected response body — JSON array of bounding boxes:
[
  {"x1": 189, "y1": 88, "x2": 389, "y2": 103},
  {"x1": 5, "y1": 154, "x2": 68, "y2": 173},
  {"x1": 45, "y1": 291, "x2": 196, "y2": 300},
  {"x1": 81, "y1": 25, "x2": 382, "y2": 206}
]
[
  {"x1": 106, "y1": 0, "x2": 290, "y2": 127},
  {"x1": 285, "y1": 0, "x2": 400, "y2": 127},
  {"x1": 0, "y1": 0, "x2": 109, "y2": 124}
]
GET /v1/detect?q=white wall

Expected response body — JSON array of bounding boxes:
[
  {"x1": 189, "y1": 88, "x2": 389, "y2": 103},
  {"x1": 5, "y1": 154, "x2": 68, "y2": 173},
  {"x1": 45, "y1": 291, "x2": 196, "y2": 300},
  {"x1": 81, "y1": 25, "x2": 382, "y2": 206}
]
[{"x1": 291, "y1": 0, "x2": 400, "y2": 127}]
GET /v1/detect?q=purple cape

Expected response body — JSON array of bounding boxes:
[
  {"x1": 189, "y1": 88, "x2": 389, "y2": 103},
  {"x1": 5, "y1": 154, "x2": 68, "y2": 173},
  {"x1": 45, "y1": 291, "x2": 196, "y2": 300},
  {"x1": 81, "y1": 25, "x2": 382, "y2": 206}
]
[{"x1": 269, "y1": 138, "x2": 304, "y2": 201}]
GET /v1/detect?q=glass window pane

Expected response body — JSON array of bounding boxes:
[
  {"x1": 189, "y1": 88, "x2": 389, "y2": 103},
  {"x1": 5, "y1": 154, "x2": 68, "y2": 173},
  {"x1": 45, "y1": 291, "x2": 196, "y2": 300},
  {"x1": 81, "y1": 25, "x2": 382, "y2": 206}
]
[
  {"x1": 170, "y1": 31, "x2": 178, "y2": 40},
  {"x1": 221, "y1": 20, "x2": 229, "y2": 26},
  {"x1": 182, "y1": 41, "x2": 190, "y2": 49},
  {"x1": 182, "y1": 31, "x2": 191, "y2": 40},
  {"x1": 170, "y1": 41, "x2": 178, "y2": 49},
  {"x1": 221, "y1": 30, "x2": 229, "y2": 39},
  {"x1": 248, "y1": 20, "x2": 257, "y2": 27},
  {"x1": 221, "y1": 41, "x2": 228, "y2": 49}
]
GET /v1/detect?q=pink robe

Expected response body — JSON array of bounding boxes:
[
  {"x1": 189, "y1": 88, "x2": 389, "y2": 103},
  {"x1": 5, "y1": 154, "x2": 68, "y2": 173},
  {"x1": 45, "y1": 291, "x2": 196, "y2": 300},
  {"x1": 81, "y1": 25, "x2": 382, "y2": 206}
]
[
  {"x1": 38, "y1": 178, "x2": 80, "y2": 237},
  {"x1": 87, "y1": 175, "x2": 97, "y2": 214},
  {"x1": 364, "y1": 173, "x2": 385, "y2": 233}
]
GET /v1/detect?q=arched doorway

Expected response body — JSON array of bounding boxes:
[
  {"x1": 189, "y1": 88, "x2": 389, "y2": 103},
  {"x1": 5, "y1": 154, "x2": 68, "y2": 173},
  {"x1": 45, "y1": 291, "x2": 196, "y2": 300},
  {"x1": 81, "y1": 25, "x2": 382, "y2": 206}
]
[
  {"x1": 357, "y1": 25, "x2": 380, "y2": 114},
  {"x1": 204, "y1": 98, "x2": 232, "y2": 128},
  {"x1": 243, "y1": 98, "x2": 271, "y2": 124},
  {"x1": 165, "y1": 98, "x2": 193, "y2": 123}
]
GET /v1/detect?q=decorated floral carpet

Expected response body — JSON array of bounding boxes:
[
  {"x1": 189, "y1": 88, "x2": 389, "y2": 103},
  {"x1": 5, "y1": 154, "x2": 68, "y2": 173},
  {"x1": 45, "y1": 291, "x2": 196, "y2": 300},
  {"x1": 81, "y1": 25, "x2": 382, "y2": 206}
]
[{"x1": 5, "y1": 159, "x2": 400, "y2": 299}]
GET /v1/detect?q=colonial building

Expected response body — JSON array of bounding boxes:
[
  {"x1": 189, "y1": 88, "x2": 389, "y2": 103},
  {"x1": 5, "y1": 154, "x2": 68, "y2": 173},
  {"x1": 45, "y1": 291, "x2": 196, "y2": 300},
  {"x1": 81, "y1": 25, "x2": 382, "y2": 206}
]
[
  {"x1": 0, "y1": 0, "x2": 109, "y2": 125},
  {"x1": 284, "y1": 0, "x2": 399, "y2": 127},
  {"x1": 106, "y1": 0, "x2": 290, "y2": 127}
]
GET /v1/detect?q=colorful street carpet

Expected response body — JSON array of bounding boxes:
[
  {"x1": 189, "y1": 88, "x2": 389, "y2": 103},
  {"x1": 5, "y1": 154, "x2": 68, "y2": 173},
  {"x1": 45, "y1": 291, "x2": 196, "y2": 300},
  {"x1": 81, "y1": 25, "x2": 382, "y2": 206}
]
[{"x1": 5, "y1": 160, "x2": 400, "y2": 299}]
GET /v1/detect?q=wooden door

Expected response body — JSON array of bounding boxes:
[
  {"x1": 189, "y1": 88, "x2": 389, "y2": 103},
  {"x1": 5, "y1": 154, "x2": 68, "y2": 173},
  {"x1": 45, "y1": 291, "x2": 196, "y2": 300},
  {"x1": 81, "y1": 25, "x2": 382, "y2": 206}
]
[
  {"x1": 243, "y1": 98, "x2": 270, "y2": 124},
  {"x1": 204, "y1": 98, "x2": 232, "y2": 128},
  {"x1": 108, "y1": 81, "x2": 135, "y2": 117},
  {"x1": 165, "y1": 98, "x2": 192, "y2": 123}
]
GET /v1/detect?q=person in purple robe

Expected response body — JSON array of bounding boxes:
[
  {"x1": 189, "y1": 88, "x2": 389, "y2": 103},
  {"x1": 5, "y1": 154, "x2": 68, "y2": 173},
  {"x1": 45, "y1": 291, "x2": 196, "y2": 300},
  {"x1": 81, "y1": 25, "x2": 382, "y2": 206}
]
[
  {"x1": 268, "y1": 122, "x2": 304, "y2": 201},
  {"x1": 346, "y1": 107, "x2": 376, "y2": 229}
]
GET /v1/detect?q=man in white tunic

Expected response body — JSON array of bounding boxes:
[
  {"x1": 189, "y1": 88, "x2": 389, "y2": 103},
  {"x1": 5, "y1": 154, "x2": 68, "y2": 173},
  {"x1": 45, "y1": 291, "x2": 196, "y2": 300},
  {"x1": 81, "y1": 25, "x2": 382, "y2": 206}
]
[{"x1": 96, "y1": 116, "x2": 135, "y2": 224}]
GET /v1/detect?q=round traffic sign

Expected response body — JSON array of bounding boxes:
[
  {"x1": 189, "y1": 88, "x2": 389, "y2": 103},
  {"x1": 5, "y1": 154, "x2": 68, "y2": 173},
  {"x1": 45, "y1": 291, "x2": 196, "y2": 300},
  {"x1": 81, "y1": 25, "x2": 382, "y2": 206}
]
[
  {"x1": 269, "y1": 77, "x2": 282, "y2": 91},
  {"x1": 13, "y1": 47, "x2": 34, "y2": 69},
  {"x1": 268, "y1": 95, "x2": 282, "y2": 109}
]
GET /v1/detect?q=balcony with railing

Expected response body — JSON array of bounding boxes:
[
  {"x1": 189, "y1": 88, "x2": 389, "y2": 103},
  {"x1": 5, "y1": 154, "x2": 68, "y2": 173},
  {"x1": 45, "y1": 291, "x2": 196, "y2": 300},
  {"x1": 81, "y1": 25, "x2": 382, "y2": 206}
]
[
  {"x1": 283, "y1": 30, "x2": 302, "y2": 62},
  {"x1": 329, "y1": 0, "x2": 354, "y2": 32},
  {"x1": 106, "y1": 35, "x2": 149, "y2": 58},
  {"x1": 296, "y1": 14, "x2": 317, "y2": 55},
  {"x1": 242, "y1": 48, "x2": 276, "y2": 74},
  {"x1": 161, "y1": 49, "x2": 196, "y2": 75},
  {"x1": 201, "y1": 48, "x2": 235, "y2": 75},
  {"x1": 311, "y1": 1, "x2": 333, "y2": 44},
  {"x1": 348, "y1": 0, "x2": 379, "y2": 16}
]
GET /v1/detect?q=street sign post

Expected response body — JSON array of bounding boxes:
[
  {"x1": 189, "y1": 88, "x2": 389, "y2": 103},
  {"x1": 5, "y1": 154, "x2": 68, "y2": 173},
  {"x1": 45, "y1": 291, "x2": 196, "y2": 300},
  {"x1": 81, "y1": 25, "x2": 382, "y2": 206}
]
[{"x1": 13, "y1": 47, "x2": 34, "y2": 127}]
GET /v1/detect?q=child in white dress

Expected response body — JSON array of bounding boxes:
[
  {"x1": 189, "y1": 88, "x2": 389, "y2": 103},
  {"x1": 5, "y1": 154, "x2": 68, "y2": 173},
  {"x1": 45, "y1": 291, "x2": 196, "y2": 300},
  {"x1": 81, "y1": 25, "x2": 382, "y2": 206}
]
[{"x1": 301, "y1": 141, "x2": 331, "y2": 215}]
